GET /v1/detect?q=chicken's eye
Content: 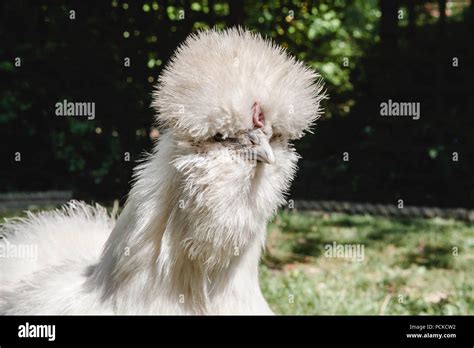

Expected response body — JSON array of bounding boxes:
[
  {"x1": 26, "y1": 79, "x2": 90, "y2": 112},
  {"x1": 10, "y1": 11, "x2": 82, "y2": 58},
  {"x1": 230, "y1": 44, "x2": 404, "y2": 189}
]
[
  {"x1": 213, "y1": 133, "x2": 225, "y2": 142},
  {"x1": 271, "y1": 133, "x2": 282, "y2": 141}
]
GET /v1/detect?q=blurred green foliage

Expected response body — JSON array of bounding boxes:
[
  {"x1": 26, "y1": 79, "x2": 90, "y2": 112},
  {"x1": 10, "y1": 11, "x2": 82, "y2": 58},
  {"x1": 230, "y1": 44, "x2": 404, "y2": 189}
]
[{"x1": 0, "y1": 0, "x2": 473, "y2": 206}]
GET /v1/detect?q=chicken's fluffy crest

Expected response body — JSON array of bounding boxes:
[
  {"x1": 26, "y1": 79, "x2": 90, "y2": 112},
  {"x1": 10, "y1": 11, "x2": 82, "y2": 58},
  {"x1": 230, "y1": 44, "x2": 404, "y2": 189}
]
[{"x1": 152, "y1": 27, "x2": 325, "y2": 140}]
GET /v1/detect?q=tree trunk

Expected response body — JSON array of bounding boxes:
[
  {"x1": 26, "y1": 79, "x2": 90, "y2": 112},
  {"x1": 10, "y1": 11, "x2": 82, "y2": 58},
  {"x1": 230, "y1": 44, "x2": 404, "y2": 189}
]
[
  {"x1": 407, "y1": 0, "x2": 416, "y2": 37},
  {"x1": 379, "y1": 0, "x2": 399, "y2": 49},
  {"x1": 228, "y1": 0, "x2": 244, "y2": 27}
]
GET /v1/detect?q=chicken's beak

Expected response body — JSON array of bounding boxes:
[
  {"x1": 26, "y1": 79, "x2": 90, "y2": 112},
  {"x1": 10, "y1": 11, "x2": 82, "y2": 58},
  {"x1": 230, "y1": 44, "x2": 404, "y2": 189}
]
[{"x1": 248, "y1": 129, "x2": 275, "y2": 165}]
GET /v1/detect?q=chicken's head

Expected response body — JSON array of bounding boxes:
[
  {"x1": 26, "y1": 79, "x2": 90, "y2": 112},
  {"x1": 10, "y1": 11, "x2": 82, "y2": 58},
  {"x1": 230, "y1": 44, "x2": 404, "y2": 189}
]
[
  {"x1": 153, "y1": 27, "x2": 324, "y2": 151},
  {"x1": 150, "y1": 28, "x2": 325, "y2": 257}
]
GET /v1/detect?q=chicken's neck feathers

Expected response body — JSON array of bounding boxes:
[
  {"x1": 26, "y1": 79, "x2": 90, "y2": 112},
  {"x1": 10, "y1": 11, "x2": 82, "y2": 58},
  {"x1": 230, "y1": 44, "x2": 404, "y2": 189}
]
[{"x1": 89, "y1": 133, "x2": 273, "y2": 313}]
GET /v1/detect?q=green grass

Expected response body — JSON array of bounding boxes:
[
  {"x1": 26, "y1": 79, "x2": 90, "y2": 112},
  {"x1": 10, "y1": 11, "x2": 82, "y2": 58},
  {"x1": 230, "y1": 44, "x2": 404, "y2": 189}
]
[
  {"x1": 260, "y1": 211, "x2": 474, "y2": 315},
  {"x1": 2, "y1": 208, "x2": 473, "y2": 315}
]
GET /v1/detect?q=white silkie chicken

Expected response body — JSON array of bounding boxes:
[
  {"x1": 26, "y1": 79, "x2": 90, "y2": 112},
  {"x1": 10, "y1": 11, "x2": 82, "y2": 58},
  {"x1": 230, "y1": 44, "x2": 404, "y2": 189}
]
[{"x1": 0, "y1": 28, "x2": 324, "y2": 314}]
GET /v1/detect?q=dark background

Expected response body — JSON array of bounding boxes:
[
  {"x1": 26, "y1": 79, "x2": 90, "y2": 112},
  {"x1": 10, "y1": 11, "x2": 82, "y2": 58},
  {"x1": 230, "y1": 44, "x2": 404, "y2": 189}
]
[{"x1": 1, "y1": 0, "x2": 473, "y2": 208}]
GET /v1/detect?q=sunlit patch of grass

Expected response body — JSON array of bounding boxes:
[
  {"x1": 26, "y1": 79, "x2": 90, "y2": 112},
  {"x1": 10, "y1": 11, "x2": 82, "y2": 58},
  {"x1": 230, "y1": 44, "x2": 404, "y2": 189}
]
[{"x1": 261, "y1": 211, "x2": 474, "y2": 315}]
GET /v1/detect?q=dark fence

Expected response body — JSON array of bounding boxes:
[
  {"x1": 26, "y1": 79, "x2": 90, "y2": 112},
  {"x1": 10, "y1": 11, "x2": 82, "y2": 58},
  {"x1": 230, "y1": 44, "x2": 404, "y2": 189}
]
[
  {"x1": 1, "y1": 191, "x2": 473, "y2": 222},
  {"x1": 294, "y1": 200, "x2": 474, "y2": 222},
  {"x1": 0, "y1": 191, "x2": 72, "y2": 213}
]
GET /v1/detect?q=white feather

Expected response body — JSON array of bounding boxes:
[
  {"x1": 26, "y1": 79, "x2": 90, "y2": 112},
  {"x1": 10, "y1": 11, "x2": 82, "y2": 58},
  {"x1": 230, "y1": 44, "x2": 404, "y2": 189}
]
[{"x1": 0, "y1": 28, "x2": 324, "y2": 314}]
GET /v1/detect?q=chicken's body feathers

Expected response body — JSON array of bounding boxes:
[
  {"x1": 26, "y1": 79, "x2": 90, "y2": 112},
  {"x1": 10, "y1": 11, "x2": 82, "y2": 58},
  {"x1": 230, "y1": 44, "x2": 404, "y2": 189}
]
[{"x1": 0, "y1": 28, "x2": 324, "y2": 314}]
